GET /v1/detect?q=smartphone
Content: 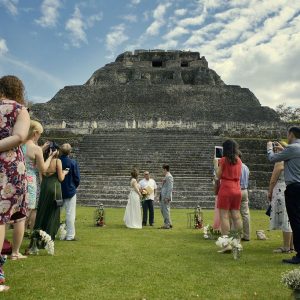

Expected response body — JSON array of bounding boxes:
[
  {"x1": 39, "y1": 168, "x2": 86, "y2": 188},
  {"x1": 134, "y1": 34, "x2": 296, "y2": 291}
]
[{"x1": 214, "y1": 146, "x2": 223, "y2": 159}]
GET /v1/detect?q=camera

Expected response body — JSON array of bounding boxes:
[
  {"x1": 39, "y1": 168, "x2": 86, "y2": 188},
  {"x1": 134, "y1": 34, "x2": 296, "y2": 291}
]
[{"x1": 49, "y1": 141, "x2": 59, "y2": 151}]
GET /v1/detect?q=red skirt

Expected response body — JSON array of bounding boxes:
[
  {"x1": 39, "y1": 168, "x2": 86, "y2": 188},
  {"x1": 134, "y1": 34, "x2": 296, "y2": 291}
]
[{"x1": 217, "y1": 180, "x2": 242, "y2": 210}]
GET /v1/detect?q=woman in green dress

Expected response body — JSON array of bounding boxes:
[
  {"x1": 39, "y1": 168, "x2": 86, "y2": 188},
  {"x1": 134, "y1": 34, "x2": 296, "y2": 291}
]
[{"x1": 33, "y1": 143, "x2": 69, "y2": 240}]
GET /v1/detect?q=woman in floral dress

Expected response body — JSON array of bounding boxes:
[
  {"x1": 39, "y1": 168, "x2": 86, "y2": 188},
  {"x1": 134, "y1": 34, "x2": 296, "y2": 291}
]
[
  {"x1": 0, "y1": 75, "x2": 30, "y2": 291},
  {"x1": 269, "y1": 161, "x2": 293, "y2": 253}
]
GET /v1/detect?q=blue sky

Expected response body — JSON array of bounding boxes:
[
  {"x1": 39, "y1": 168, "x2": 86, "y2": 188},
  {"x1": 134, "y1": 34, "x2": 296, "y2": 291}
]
[{"x1": 0, "y1": 0, "x2": 299, "y2": 108}]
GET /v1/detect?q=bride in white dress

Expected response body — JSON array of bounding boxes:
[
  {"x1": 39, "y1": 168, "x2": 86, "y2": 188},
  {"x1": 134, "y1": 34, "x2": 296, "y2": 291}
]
[{"x1": 124, "y1": 169, "x2": 142, "y2": 229}]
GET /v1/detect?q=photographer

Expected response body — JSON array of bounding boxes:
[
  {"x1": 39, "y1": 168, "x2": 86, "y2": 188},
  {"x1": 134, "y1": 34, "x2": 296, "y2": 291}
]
[{"x1": 267, "y1": 127, "x2": 300, "y2": 264}]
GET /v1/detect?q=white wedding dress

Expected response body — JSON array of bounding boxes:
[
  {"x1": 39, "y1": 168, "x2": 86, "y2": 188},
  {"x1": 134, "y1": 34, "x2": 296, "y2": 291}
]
[{"x1": 124, "y1": 179, "x2": 142, "y2": 229}]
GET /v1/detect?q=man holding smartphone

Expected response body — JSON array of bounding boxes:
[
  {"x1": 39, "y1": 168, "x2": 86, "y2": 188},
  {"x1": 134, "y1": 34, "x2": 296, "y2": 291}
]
[
  {"x1": 60, "y1": 143, "x2": 80, "y2": 241},
  {"x1": 267, "y1": 127, "x2": 300, "y2": 264}
]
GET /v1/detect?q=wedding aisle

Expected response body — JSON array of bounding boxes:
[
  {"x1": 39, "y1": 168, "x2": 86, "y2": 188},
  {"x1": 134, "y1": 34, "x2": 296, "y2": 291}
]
[{"x1": 4, "y1": 208, "x2": 293, "y2": 299}]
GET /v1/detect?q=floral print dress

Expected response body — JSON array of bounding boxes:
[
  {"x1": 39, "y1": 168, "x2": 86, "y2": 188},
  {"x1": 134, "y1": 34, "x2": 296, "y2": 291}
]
[
  {"x1": 270, "y1": 172, "x2": 292, "y2": 232},
  {"x1": 0, "y1": 99, "x2": 28, "y2": 224}
]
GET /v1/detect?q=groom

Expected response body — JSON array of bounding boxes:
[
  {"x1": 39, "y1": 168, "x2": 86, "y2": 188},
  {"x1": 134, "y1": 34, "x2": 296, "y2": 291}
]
[{"x1": 159, "y1": 164, "x2": 174, "y2": 229}]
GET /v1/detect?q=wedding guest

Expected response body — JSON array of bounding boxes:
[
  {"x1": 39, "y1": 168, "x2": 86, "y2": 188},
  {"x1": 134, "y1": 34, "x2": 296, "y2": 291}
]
[
  {"x1": 212, "y1": 169, "x2": 220, "y2": 230},
  {"x1": 60, "y1": 143, "x2": 80, "y2": 241},
  {"x1": 22, "y1": 121, "x2": 56, "y2": 234},
  {"x1": 268, "y1": 160, "x2": 293, "y2": 253},
  {"x1": 139, "y1": 171, "x2": 157, "y2": 226},
  {"x1": 33, "y1": 143, "x2": 68, "y2": 240},
  {"x1": 214, "y1": 139, "x2": 242, "y2": 252},
  {"x1": 0, "y1": 75, "x2": 30, "y2": 290},
  {"x1": 159, "y1": 164, "x2": 173, "y2": 229},
  {"x1": 124, "y1": 168, "x2": 142, "y2": 229},
  {"x1": 267, "y1": 127, "x2": 300, "y2": 264},
  {"x1": 239, "y1": 152, "x2": 250, "y2": 241}
]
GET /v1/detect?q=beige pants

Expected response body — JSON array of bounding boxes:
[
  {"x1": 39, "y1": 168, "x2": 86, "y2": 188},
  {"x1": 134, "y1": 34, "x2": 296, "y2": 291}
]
[{"x1": 240, "y1": 189, "x2": 250, "y2": 240}]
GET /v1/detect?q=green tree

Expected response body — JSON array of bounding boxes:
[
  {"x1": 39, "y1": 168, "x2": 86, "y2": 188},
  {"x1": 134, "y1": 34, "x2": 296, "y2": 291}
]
[{"x1": 275, "y1": 103, "x2": 300, "y2": 123}]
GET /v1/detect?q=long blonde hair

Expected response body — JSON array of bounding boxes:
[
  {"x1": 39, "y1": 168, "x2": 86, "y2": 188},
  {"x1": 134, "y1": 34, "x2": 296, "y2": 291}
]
[{"x1": 27, "y1": 120, "x2": 43, "y2": 140}]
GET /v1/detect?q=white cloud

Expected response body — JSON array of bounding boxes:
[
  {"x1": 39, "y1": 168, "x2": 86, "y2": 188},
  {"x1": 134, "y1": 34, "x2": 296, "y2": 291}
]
[
  {"x1": 87, "y1": 12, "x2": 103, "y2": 27},
  {"x1": 64, "y1": 6, "x2": 102, "y2": 47},
  {"x1": 35, "y1": 0, "x2": 61, "y2": 28},
  {"x1": 146, "y1": 2, "x2": 172, "y2": 36},
  {"x1": 65, "y1": 6, "x2": 87, "y2": 47},
  {"x1": 122, "y1": 14, "x2": 138, "y2": 23},
  {"x1": 174, "y1": 8, "x2": 187, "y2": 16},
  {"x1": 163, "y1": 26, "x2": 189, "y2": 40},
  {"x1": 0, "y1": 0, "x2": 18, "y2": 15},
  {"x1": 131, "y1": 0, "x2": 140, "y2": 5},
  {"x1": 0, "y1": 38, "x2": 8, "y2": 55},
  {"x1": 106, "y1": 24, "x2": 129, "y2": 53}
]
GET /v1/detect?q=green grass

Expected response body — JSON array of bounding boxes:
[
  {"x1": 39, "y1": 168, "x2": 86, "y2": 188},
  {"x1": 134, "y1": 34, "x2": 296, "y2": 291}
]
[{"x1": 3, "y1": 208, "x2": 296, "y2": 299}]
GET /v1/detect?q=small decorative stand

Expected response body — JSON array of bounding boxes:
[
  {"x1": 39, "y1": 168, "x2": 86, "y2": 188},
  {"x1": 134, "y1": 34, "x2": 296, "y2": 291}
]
[
  {"x1": 194, "y1": 205, "x2": 203, "y2": 229},
  {"x1": 94, "y1": 203, "x2": 106, "y2": 227}
]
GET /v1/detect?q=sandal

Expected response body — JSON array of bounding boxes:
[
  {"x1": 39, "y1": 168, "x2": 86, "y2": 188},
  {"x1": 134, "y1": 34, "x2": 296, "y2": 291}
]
[
  {"x1": 0, "y1": 285, "x2": 9, "y2": 292},
  {"x1": 10, "y1": 253, "x2": 28, "y2": 260},
  {"x1": 273, "y1": 247, "x2": 291, "y2": 253}
]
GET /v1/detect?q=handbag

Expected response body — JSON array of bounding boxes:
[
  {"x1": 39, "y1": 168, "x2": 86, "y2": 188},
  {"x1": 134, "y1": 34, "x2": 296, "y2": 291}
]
[
  {"x1": 265, "y1": 204, "x2": 271, "y2": 217},
  {"x1": 1, "y1": 239, "x2": 12, "y2": 255},
  {"x1": 55, "y1": 182, "x2": 64, "y2": 207}
]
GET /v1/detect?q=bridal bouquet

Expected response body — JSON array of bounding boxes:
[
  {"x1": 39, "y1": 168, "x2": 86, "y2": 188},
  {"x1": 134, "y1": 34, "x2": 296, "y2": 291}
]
[
  {"x1": 141, "y1": 186, "x2": 153, "y2": 201},
  {"x1": 216, "y1": 232, "x2": 243, "y2": 260},
  {"x1": 203, "y1": 224, "x2": 221, "y2": 240}
]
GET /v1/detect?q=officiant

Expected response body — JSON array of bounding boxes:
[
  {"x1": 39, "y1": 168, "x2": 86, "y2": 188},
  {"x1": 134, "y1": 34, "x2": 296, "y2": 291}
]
[{"x1": 139, "y1": 171, "x2": 157, "y2": 226}]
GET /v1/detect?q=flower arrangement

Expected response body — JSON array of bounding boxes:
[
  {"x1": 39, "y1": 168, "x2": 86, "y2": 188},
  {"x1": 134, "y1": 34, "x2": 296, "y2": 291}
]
[
  {"x1": 203, "y1": 224, "x2": 221, "y2": 240},
  {"x1": 29, "y1": 230, "x2": 54, "y2": 255},
  {"x1": 140, "y1": 186, "x2": 153, "y2": 202},
  {"x1": 282, "y1": 269, "x2": 300, "y2": 291},
  {"x1": 40, "y1": 230, "x2": 55, "y2": 255},
  {"x1": 58, "y1": 223, "x2": 67, "y2": 240},
  {"x1": 94, "y1": 204, "x2": 105, "y2": 227},
  {"x1": 215, "y1": 231, "x2": 243, "y2": 259}
]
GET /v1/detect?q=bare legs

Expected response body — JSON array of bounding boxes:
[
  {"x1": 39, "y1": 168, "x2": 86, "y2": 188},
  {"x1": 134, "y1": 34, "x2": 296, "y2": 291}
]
[
  {"x1": 219, "y1": 209, "x2": 242, "y2": 235},
  {"x1": 25, "y1": 209, "x2": 37, "y2": 232},
  {"x1": 283, "y1": 231, "x2": 293, "y2": 250},
  {"x1": 11, "y1": 220, "x2": 26, "y2": 256},
  {"x1": 0, "y1": 225, "x2": 5, "y2": 254}
]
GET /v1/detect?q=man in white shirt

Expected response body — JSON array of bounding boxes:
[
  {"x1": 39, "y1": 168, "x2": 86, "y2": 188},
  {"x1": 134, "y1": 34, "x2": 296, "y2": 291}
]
[{"x1": 139, "y1": 171, "x2": 157, "y2": 226}]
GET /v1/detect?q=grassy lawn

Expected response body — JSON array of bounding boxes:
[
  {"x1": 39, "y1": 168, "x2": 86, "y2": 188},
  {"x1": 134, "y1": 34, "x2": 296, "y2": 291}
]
[{"x1": 3, "y1": 207, "x2": 296, "y2": 300}]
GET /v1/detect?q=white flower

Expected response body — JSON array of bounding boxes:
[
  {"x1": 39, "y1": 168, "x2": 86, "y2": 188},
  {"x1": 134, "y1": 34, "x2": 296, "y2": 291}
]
[
  {"x1": 0, "y1": 173, "x2": 8, "y2": 186},
  {"x1": 17, "y1": 162, "x2": 26, "y2": 175},
  {"x1": 0, "y1": 104, "x2": 13, "y2": 115},
  {"x1": 0, "y1": 150, "x2": 17, "y2": 162},
  {"x1": 1, "y1": 183, "x2": 16, "y2": 199},
  {"x1": 0, "y1": 115, "x2": 7, "y2": 128}
]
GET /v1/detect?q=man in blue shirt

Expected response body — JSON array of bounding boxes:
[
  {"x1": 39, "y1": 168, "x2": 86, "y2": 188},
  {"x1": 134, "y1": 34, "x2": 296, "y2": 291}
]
[
  {"x1": 60, "y1": 144, "x2": 80, "y2": 241},
  {"x1": 267, "y1": 127, "x2": 300, "y2": 264},
  {"x1": 239, "y1": 153, "x2": 250, "y2": 241}
]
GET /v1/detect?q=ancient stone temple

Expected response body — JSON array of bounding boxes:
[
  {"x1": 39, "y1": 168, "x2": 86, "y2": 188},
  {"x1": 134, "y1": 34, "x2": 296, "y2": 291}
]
[{"x1": 32, "y1": 50, "x2": 284, "y2": 209}]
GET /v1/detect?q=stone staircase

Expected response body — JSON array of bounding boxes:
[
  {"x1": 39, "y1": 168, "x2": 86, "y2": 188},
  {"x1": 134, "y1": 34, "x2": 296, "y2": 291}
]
[
  {"x1": 76, "y1": 130, "x2": 225, "y2": 208},
  {"x1": 75, "y1": 130, "x2": 273, "y2": 208}
]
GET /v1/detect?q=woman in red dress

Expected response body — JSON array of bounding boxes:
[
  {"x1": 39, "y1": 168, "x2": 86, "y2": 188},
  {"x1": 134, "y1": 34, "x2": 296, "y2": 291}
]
[
  {"x1": 214, "y1": 140, "x2": 242, "y2": 238},
  {"x1": 0, "y1": 76, "x2": 30, "y2": 291}
]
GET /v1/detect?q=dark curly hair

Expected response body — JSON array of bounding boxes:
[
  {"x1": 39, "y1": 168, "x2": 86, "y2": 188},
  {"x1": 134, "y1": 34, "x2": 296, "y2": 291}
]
[
  {"x1": 222, "y1": 139, "x2": 239, "y2": 165},
  {"x1": 0, "y1": 75, "x2": 25, "y2": 104}
]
